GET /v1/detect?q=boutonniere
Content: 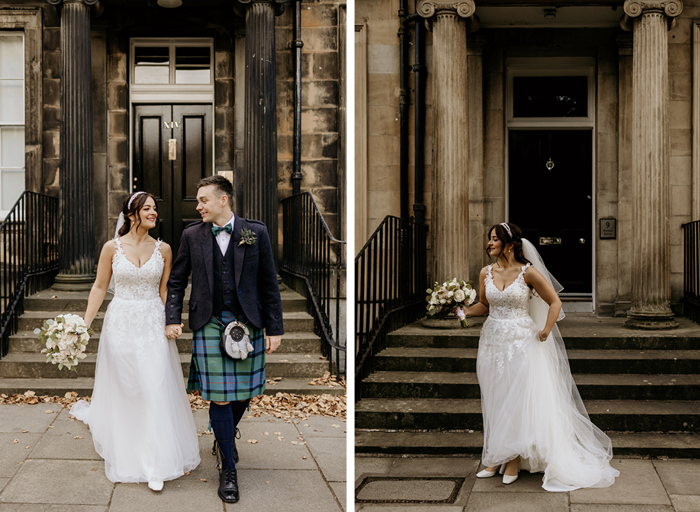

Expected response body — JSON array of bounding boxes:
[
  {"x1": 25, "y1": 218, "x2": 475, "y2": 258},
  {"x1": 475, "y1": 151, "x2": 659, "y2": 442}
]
[{"x1": 238, "y1": 228, "x2": 257, "y2": 247}]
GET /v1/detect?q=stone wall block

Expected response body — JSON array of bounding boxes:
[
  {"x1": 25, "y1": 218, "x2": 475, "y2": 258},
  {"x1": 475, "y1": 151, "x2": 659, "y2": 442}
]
[
  {"x1": 43, "y1": 159, "x2": 60, "y2": 196},
  {"x1": 669, "y1": 100, "x2": 691, "y2": 128},
  {"x1": 669, "y1": 155, "x2": 692, "y2": 185},
  {"x1": 302, "y1": 27, "x2": 338, "y2": 52},
  {"x1": 108, "y1": 166, "x2": 129, "y2": 191},
  {"x1": 668, "y1": 41, "x2": 690, "y2": 72},
  {"x1": 301, "y1": 4, "x2": 338, "y2": 27},
  {"x1": 106, "y1": 53, "x2": 126, "y2": 82},
  {"x1": 670, "y1": 128, "x2": 691, "y2": 156},
  {"x1": 42, "y1": 131, "x2": 60, "y2": 159},
  {"x1": 367, "y1": 135, "x2": 399, "y2": 166},
  {"x1": 215, "y1": 50, "x2": 233, "y2": 78},
  {"x1": 367, "y1": 106, "x2": 399, "y2": 136},
  {"x1": 356, "y1": 0, "x2": 394, "y2": 22},
  {"x1": 671, "y1": 184, "x2": 691, "y2": 216},
  {"x1": 321, "y1": 132, "x2": 338, "y2": 158},
  {"x1": 43, "y1": 51, "x2": 60, "y2": 79},
  {"x1": 367, "y1": 73, "x2": 399, "y2": 106},
  {"x1": 670, "y1": 71, "x2": 691, "y2": 100},
  {"x1": 301, "y1": 107, "x2": 338, "y2": 133},
  {"x1": 43, "y1": 106, "x2": 60, "y2": 131},
  {"x1": 108, "y1": 138, "x2": 128, "y2": 167},
  {"x1": 301, "y1": 160, "x2": 339, "y2": 188},
  {"x1": 108, "y1": 111, "x2": 127, "y2": 139},
  {"x1": 368, "y1": 164, "x2": 400, "y2": 191},
  {"x1": 215, "y1": 79, "x2": 234, "y2": 108},
  {"x1": 278, "y1": 133, "x2": 294, "y2": 160},
  {"x1": 276, "y1": 27, "x2": 292, "y2": 52},
  {"x1": 368, "y1": 45, "x2": 400, "y2": 75},
  {"x1": 107, "y1": 83, "x2": 127, "y2": 111},
  {"x1": 277, "y1": 80, "x2": 294, "y2": 105},
  {"x1": 302, "y1": 80, "x2": 338, "y2": 107},
  {"x1": 313, "y1": 52, "x2": 339, "y2": 80},
  {"x1": 43, "y1": 28, "x2": 60, "y2": 51},
  {"x1": 43, "y1": 78, "x2": 60, "y2": 108}
]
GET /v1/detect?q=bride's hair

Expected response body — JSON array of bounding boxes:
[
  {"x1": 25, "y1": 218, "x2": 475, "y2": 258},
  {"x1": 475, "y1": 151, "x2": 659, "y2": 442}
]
[
  {"x1": 487, "y1": 222, "x2": 531, "y2": 265},
  {"x1": 118, "y1": 191, "x2": 157, "y2": 236}
]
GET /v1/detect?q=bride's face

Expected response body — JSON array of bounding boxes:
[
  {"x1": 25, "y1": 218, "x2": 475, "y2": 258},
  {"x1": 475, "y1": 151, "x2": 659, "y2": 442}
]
[
  {"x1": 487, "y1": 231, "x2": 502, "y2": 257},
  {"x1": 129, "y1": 197, "x2": 157, "y2": 231}
]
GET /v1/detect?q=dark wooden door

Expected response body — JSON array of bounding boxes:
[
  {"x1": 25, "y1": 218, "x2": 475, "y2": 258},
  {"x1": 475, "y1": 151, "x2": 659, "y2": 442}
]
[
  {"x1": 508, "y1": 130, "x2": 593, "y2": 295},
  {"x1": 133, "y1": 104, "x2": 212, "y2": 254}
]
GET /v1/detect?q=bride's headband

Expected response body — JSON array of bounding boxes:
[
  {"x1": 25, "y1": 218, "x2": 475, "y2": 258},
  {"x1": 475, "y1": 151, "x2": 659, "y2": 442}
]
[
  {"x1": 127, "y1": 191, "x2": 146, "y2": 210},
  {"x1": 500, "y1": 222, "x2": 512, "y2": 238}
]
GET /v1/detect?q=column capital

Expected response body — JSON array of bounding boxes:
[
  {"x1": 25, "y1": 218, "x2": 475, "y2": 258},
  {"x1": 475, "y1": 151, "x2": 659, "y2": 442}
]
[
  {"x1": 46, "y1": 0, "x2": 98, "y2": 6},
  {"x1": 623, "y1": 0, "x2": 682, "y2": 18},
  {"x1": 234, "y1": 0, "x2": 286, "y2": 17},
  {"x1": 417, "y1": 0, "x2": 476, "y2": 19}
]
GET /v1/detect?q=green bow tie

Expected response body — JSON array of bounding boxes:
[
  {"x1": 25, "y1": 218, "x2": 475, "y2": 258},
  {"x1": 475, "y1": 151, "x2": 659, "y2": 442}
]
[{"x1": 211, "y1": 224, "x2": 233, "y2": 236}]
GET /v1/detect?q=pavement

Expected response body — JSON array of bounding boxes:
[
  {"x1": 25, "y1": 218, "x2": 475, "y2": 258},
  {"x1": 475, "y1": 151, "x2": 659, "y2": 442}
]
[
  {"x1": 355, "y1": 454, "x2": 700, "y2": 511},
  {"x1": 0, "y1": 403, "x2": 347, "y2": 511}
]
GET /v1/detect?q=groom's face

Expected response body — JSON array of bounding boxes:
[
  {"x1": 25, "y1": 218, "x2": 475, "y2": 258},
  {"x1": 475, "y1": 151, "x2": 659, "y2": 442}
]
[{"x1": 196, "y1": 185, "x2": 227, "y2": 223}]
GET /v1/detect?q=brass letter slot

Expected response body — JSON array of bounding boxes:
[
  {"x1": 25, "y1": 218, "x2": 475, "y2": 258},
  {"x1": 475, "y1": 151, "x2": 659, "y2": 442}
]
[
  {"x1": 168, "y1": 139, "x2": 177, "y2": 161},
  {"x1": 539, "y1": 237, "x2": 562, "y2": 246}
]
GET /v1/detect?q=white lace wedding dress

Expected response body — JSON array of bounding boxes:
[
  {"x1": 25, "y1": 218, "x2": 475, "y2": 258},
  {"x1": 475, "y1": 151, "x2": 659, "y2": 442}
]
[
  {"x1": 477, "y1": 263, "x2": 619, "y2": 491},
  {"x1": 70, "y1": 239, "x2": 200, "y2": 483}
]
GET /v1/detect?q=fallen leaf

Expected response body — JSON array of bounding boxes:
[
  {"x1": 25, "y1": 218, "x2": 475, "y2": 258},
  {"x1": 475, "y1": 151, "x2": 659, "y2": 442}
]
[
  {"x1": 277, "y1": 436, "x2": 284, "y2": 441},
  {"x1": 48, "y1": 426, "x2": 54, "y2": 429},
  {"x1": 265, "y1": 481, "x2": 270, "y2": 484},
  {"x1": 291, "y1": 441, "x2": 298, "y2": 445},
  {"x1": 247, "y1": 439, "x2": 258, "y2": 444},
  {"x1": 302, "y1": 456, "x2": 307, "y2": 460},
  {"x1": 44, "y1": 410, "x2": 54, "y2": 414},
  {"x1": 263, "y1": 432, "x2": 269, "y2": 435},
  {"x1": 274, "y1": 432, "x2": 281, "y2": 435},
  {"x1": 200, "y1": 478, "x2": 207, "y2": 482},
  {"x1": 74, "y1": 436, "x2": 83, "y2": 439},
  {"x1": 184, "y1": 472, "x2": 190, "y2": 476},
  {"x1": 22, "y1": 430, "x2": 28, "y2": 433},
  {"x1": 12, "y1": 439, "x2": 18, "y2": 444},
  {"x1": 90, "y1": 468, "x2": 97, "y2": 471},
  {"x1": 25, "y1": 445, "x2": 30, "y2": 449}
]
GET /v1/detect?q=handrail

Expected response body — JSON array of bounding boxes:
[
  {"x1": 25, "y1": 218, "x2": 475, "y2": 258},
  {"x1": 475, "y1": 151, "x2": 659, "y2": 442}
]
[
  {"x1": 355, "y1": 216, "x2": 428, "y2": 398},
  {"x1": 281, "y1": 192, "x2": 346, "y2": 377},
  {"x1": 683, "y1": 219, "x2": 700, "y2": 324},
  {"x1": 0, "y1": 191, "x2": 60, "y2": 359}
]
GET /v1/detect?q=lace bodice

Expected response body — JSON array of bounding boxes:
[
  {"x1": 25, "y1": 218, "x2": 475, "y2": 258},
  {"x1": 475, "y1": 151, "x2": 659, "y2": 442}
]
[
  {"x1": 485, "y1": 264, "x2": 531, "y2": 320},
  {"x1": 111, "y1": 238, "x2": 163, "y2": 301}
]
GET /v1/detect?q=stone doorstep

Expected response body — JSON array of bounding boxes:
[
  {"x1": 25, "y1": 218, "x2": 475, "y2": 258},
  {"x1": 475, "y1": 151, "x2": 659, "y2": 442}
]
[
  {"x1": 0, "y1": 377, "x2": 346, "y2": 397},
  {"x1": 360, "y1": 371, "x2": 700, "y2": 401},
  {"x1": 17, "y1": 310, "x2": 316, "y2": 332},
  {"x1": 0, "y1": 353, "x2": 330, "y2": 380},
  {"x1": 354, "y1": 398, "x2": 700, "y2": 432},
  {"x1": 23, "y1": 288, "x2": 309, "y2": 314},
  {"x1": 8, "y1": 330, "x2": 324, "y2": 355},
  {"x1": 354, "y1": 430, "x2": 700, "y2": 458}
]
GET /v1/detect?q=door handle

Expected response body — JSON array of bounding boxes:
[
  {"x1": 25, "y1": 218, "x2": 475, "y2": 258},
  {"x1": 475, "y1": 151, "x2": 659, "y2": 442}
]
[
  {"x1": 168, "y1": 139, "x2": 177, "y2": 161},
  {"x1": 579, "y1": 238, "x2": 586, "y2": 244}
]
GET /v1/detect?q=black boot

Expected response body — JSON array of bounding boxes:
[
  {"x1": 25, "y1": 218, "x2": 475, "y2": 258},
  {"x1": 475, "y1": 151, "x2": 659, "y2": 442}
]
[
  {"x1": 218, "y1": 466, "x2": 239, "y2": 503},
  {"x1": 213, "y1": 428, "x2": 241, "y2": 467}
]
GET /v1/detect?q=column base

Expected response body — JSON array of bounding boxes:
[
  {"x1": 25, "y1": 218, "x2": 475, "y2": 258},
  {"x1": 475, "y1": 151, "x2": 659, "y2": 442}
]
[
  {"x1": 625, "y1": 309, "x2": 679, "y2": 330},
  {"x1": 52, "y1": 273, "x2": 96, "y2": 291}
]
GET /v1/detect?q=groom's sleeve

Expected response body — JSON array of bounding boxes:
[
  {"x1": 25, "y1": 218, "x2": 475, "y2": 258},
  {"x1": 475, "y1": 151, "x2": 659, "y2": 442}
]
[
  {"x1": 166, "y1": 230, "x2": 192, "y2": 325},
  {"x1": 257, "y1": 225, "x2": 284, "y2": 336}
]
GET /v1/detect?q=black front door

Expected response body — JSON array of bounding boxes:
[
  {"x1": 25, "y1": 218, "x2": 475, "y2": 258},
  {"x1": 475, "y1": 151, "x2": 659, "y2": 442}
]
[
  {"x1": 133, "y1": 104, "x2": 212, "y2": 254},
  {"x1": 508, "y1": 130, "x2": 592, "y2": 295}
]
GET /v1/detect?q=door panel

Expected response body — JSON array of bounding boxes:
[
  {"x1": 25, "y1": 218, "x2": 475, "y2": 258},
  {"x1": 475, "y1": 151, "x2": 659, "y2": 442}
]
[
  {"x1": 508, "y1": 130, "x2": 593, "y2": 294},
  {"x1": 133, "y1": 104, "x2": 212, "y2": 254}
]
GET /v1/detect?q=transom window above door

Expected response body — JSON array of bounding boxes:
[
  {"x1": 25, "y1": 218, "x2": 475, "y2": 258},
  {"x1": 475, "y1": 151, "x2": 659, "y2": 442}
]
[{"x1": 130, "y1": 38, "x2": 214, "y2": 102}]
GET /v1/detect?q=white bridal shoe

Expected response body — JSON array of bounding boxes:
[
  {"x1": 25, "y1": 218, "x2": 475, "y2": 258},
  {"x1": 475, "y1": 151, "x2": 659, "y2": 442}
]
[
  {"x1": 502, "y1": 459, "x2": 520, "y2": 485},
  {"x1": 148, "y1": 480, "x2": 164, "y2": 492},
  {"x1": 476, "y1": 464, "x2": 506, "y2": 479}
]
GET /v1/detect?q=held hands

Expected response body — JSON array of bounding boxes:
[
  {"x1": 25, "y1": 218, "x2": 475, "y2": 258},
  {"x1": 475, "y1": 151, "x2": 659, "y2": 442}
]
[
  {"x1": 265, "y1": 335, "x2": 282, "y2": 354},
  {"x1": 165, "y1": 323, "x2": 184, "y2": 340}
]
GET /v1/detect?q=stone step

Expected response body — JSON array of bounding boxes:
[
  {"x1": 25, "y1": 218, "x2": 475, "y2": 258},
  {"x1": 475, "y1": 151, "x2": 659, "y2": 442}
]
[
  {"x1": 0, "y1": 353, "x2": 329, "y2": 380},
  {"x1": 354, "y1": 398, "x2": 700, "y2": 432},
  {"x1": 373, "y1": 347, "x2": 700, "y2": 374},
  {"x1": 17, "y1": 310, "x2": 315, "y2": 333},
  {"x1": 354, "y1": 430, "x2": 700, "y2": 458},
  {"x1": 23, "y1": 289, "x2": 309, "y2": 314},
  {"x1": 7, "y1": 330, "x2": 322, "y2": 355},
  {"x1": 0, "y1": 377, "x2": 345, "y2": 397},
  {"x1": 388, "y1": 317, "x2": 700, "y2": 350},
  {"x1": 360, "y1": 371, "x2": 700, "y2": 401}
]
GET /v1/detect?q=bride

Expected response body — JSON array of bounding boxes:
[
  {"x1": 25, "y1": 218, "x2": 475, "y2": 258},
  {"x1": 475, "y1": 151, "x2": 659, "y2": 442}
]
[
  {"x1": 70, "y1": 191, "x2": 200, "y2": 490},
  {"x1": 457, "y1": 222, "x2": 619, "y2": 491}
]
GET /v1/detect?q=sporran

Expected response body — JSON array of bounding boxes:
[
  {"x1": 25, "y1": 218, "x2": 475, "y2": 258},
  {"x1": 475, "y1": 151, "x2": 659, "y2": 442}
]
[{"x1": 214, "y1": 317, "x2": 254, "y2": 360}]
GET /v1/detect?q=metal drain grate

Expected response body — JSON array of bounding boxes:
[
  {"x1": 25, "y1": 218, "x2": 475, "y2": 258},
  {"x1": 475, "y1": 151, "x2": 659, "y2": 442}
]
[{"x1": 355, "y1": 476, "x2": 466, "y2": 504}]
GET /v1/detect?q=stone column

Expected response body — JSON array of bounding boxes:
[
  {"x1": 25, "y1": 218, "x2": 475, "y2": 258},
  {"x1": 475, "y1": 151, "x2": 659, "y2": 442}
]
[
  {"x1": 418, "y1": 0, "x2": 475, "y2": 283},
  {"x1": 48, "y1": 0, "x2": 97, "y2": 290},
  {"x1": 622, "y1": 0, "x2": 682, "y2": 329},
  {"x1": 235, "y1": 0, "x2": 285, "y2": 264}
]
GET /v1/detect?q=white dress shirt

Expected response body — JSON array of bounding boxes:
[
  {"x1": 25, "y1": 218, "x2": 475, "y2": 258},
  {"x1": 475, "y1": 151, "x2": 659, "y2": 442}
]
[{"x1": 213, "y1": 213, "x2": 235, "y2": 255}]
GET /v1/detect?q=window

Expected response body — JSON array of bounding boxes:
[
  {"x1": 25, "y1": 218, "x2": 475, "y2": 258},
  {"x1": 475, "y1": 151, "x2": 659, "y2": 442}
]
[
  {"x1": 0, "y1": 32, "x2": 24, "y2": 214},
  {"x1": 513, "y1": 76, "x2": 588, "y2": 118},
  {"x1": 132, "y1": 40, "x2": 212, "y2": 85}
]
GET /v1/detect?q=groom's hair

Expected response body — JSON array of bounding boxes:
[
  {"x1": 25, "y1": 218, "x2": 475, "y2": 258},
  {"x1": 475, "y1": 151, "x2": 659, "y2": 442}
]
[{"x1": 197, "y1": 175, "x2": 233, "y2": 209}]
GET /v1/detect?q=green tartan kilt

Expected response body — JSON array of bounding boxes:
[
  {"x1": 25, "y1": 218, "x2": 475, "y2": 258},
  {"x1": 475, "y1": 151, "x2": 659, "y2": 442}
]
[{"x1": 187, "y1": 310, "x2": 266, "y2": 401}]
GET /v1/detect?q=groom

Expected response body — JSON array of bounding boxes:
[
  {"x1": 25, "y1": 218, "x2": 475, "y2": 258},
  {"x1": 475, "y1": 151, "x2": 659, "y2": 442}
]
[{"x1": 165, "y1": 175, "x2": 283, "y2": 503}]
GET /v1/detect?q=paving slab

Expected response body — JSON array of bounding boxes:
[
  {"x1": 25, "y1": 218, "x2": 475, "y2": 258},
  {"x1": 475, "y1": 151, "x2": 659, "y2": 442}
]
[
  {"x1": 669, "y1": 494, "x2": 700, "y2": 512},
  {"x1": 0, "y1": 478, "x2": 9, "y2": 494},
  {"x1": 570, "y1": 505, "x2": 674, "y2": 512},
  {"x1": 108, "y1": 475, "x2": 223, "y2": 512},
  {"x1": 0, "y1": 404, "x2": 62, "y2": 433},
  {"x1": 356, "y1": 506, "x2": 464, "y2": 511},
  {"x1": 464, "y1": 491, "x2": 569, "y2": 511},
  {"x1": 0, "y1": 459, "x2": 113, "y2": 505},
  {"x1": 0, "y1": 433, "x2": 42, "y2": 478},
  {"x1": 0, "y1": 506, "x2": 107, "y2": 512},
  {"x1": 653, "y1": 459, "x2": 700, "y2": 495},
  {"x1": 296, "y1": 416, "x2": 347, "y2": 438},
  {"x1": 223, "y1": 469, "x2": 342, "y2": 512},
  {"x1": 355, "y1": 457, "x2": 397, "y2": 483},
  {"x1": 329, "y1": 481, "x2": 347, "y2": 512},
  {"x1": 471, "y1": 468, "x2": 548, "y2": 493},
  {"x1": 570, "y1": 459, "x2": 670, "y2": 506},
  {"x1": 388, "y1": 457, "x2": 479, "y2": 477},
  {"x1": 29, "y1": 418, "x2": 100, "y2": 460},
  {"x1": 303, "y1": 435, "x2": 347, "y2": 482},
  {"x1": 356, "y1": 477, "x2": 460, "y2": 502}
]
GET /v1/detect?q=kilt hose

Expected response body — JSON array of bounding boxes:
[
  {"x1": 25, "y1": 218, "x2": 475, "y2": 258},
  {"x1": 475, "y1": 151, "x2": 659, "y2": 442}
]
[{"x1": 187, "y1": 310, "x2": 266, "y2": 402}]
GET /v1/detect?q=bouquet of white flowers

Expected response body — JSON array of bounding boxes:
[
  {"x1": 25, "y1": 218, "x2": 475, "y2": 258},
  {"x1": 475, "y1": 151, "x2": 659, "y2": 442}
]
[
  {"x1": 426, "y1": 278, "x2": 477, "y2": 327},
  {"x1": 34, "y1": 314, "x2": 92, "y2": 371}
]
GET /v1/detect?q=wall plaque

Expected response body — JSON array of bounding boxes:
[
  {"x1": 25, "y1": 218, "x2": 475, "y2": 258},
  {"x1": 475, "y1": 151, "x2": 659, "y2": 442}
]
[{"x1": 600, "y1": 218, "x2": 616, "y2": 239}]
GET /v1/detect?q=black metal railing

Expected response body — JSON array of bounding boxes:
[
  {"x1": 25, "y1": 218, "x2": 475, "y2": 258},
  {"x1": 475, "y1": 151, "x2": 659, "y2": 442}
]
[
  {"x1": 281, "y1": 192, "x2": 346, "y2": 377},
  {"x1": 355, "y1": 216, "x2": 427, "y2": 398},
  {"x1": 0, "y1": 191, "x2": 59, "y2": 359},
  {"x1": 683, "y1": 219, "x2": 700, "y2": 324}
]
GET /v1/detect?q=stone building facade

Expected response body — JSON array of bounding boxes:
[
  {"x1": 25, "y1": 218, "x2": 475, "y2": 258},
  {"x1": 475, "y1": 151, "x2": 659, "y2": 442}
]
[
  {"x1": 0, "y1": 0, "x2": 345, "y2": 282},
  {"x1": 356, "y1": 0, "x2": 697, "y2": 323}
]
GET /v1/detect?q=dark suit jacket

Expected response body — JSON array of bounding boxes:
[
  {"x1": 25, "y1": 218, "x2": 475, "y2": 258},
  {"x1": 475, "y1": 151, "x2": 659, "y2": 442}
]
[{"x1": 166, "y1": 216, "x2": 284, "y2": 335}]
